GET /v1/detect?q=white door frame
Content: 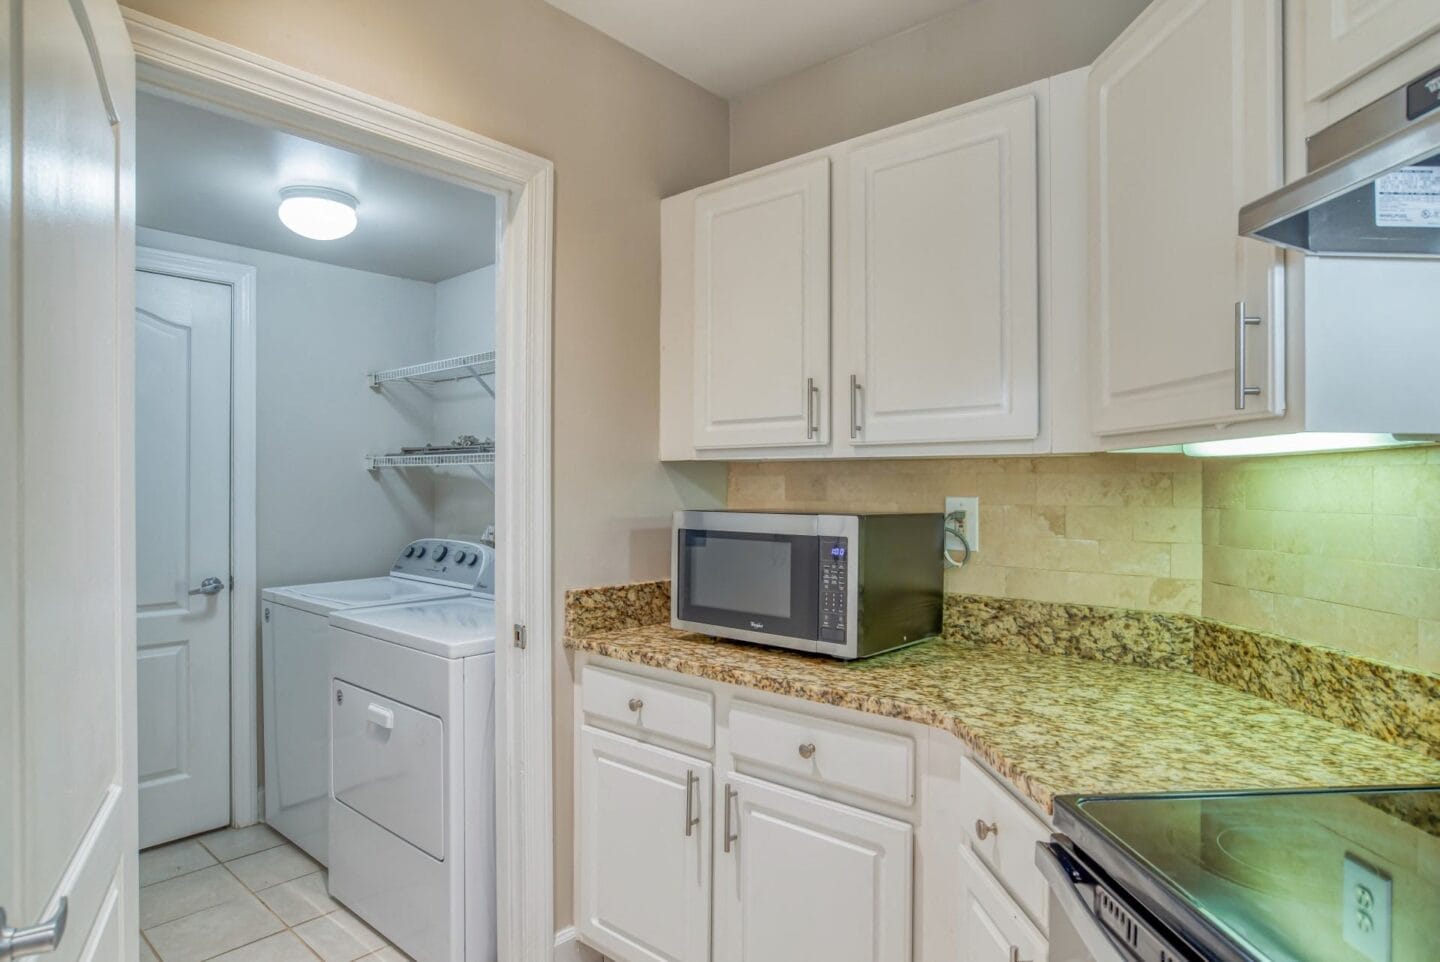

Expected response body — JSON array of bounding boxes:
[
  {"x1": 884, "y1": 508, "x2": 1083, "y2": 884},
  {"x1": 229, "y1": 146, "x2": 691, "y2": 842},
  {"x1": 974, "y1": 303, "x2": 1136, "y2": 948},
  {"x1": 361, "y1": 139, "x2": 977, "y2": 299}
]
[
  {"x1": 122, "y1": 10, "x2": 557, "y2": 961},
  {"x1": 135, "y1": 245, "x2": 259, "y2": 828}
]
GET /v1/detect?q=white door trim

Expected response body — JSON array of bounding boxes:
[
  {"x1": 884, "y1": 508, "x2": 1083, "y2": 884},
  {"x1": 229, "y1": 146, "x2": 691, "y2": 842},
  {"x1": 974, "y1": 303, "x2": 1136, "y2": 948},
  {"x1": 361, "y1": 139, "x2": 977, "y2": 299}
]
[
  {"x1": 135, "y1": 245, "x2": 259, "y2": 829},
  {"x1": 122, "y1": 10, "x2": 557, "y2": 961}
]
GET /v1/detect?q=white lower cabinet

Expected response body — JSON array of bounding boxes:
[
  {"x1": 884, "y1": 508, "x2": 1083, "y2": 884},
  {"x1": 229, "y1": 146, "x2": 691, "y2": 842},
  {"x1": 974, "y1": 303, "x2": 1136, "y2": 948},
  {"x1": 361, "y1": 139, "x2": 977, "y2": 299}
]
[
  {"x1": 578, "y1": 726, "x2": 712, "y2": 962},
  {"x1": 957, "y1": 848, "x2": 1048, "y2": 962},
  {"x1": 713, "y1": 772, "x2": 913, "y2": 962}
]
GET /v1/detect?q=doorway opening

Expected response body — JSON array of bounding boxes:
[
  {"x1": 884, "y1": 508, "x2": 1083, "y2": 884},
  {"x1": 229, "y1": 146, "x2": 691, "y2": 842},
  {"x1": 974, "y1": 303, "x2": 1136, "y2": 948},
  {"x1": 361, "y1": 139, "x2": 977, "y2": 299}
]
[{"x1": 126, "y1": 12, "x2": 555, "y2": 961}]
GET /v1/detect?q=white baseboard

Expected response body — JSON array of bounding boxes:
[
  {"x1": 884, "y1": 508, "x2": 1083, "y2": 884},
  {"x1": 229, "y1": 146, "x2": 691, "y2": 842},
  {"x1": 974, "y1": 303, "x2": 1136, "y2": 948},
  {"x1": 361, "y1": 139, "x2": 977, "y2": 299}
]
[{"x1": 554, "y1": 927, "x2": 606, "y2": 962}]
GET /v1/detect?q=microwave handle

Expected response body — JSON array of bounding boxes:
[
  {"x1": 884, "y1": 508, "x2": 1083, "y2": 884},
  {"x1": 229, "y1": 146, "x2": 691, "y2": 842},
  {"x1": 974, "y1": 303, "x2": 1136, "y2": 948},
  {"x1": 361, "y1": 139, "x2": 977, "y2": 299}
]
[{"x1": 1035, "y1": 840, "x2": 1133, "y2": 962}]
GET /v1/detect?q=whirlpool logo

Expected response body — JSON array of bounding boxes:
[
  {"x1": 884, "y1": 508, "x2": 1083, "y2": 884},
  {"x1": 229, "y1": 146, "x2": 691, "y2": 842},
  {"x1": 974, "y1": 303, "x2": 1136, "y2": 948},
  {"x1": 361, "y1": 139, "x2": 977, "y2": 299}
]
[{"x1": 749, "y1": 621, "x2": 764, "y2": 630}]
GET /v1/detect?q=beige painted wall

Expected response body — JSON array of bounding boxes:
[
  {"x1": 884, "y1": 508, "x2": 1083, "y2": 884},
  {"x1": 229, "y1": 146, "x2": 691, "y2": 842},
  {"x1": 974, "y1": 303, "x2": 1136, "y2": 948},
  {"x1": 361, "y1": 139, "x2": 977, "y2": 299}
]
[
  {"x1": 1203, "y1": 446, "x2": 1440, "y2": 675},
  {"x1": 730, "y1": 455, "x2": 1204, "y2": 616},
  {"x1": 125, "y1": 0, "x2": 731, "y2": 929},
  {"x1": 728, "y1": 0, "x2": 1152, "y2": 173}
]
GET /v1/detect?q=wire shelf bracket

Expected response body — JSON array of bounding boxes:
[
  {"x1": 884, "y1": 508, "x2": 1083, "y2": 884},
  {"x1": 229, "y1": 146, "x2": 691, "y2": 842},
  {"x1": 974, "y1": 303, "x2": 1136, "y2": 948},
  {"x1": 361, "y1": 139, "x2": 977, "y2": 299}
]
[{"x1": 368, "y1": 351, "x2": 496, "y2": 395}]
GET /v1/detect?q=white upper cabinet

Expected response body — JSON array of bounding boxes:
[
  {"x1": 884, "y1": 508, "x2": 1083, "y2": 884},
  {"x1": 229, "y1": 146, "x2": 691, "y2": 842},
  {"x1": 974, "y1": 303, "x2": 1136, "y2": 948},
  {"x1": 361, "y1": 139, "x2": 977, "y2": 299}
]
[
  {"x1": 1302, "y1": 0, "x2": 1440, "y2": 103},
  {"x1": 692, "y1": 157, "x2": 831, "y2": 449},
  {"x1": 577, "y1": 726, "x2": 712, "y2": 962},
  {"x1": 713, "y1": 773, "x2": 912, "y2": 962},
  {"x1": 842, "y1": 95, "x2": 1039, "y2": 446},
  {"x1": 1088, "y1": 0, "x2": 1285, "y2": 438}
]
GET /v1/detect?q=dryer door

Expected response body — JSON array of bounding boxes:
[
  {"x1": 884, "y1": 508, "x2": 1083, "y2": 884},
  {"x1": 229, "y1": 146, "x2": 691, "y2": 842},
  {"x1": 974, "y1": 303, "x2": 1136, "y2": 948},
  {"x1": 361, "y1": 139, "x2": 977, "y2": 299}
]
[{"x1": 332, "y1": 679, "x2": 446, "y2": 859}]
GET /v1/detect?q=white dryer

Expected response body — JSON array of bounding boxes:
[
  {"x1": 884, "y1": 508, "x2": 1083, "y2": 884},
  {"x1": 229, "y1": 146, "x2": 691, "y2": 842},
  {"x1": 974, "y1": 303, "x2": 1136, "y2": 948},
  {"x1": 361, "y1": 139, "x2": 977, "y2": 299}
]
[
  {"x1": 327, "y1": 590, "x2": 497, "y2": 962},
  {"x1": 260, "y1": 539, "x2": 492, "y2": 863}
]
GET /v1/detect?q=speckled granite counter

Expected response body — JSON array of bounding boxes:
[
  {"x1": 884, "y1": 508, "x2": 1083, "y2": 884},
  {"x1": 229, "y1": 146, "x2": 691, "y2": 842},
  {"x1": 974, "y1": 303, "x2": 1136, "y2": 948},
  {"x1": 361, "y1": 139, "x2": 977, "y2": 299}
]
[{"x1": 567, "y1": 624, "x2": 1440, "y2": 814}]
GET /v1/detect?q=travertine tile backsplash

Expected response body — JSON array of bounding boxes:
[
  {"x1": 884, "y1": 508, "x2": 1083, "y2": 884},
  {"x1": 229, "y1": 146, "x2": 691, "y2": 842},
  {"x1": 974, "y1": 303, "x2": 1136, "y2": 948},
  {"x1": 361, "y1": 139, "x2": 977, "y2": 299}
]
[
  {"x1": 728, "y1": 446, "x2": 1440, "y2": 675},
  {"x1": 729, "y1": 454, "x2": 1204, "y2": 616}
]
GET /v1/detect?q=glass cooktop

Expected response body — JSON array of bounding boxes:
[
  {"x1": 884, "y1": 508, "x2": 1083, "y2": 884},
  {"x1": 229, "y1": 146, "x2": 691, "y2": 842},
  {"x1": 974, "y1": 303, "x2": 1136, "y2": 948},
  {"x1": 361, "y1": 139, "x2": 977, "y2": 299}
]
[{"x1": 1055, "y1": 786, "x2": 1440, "y2": 962}]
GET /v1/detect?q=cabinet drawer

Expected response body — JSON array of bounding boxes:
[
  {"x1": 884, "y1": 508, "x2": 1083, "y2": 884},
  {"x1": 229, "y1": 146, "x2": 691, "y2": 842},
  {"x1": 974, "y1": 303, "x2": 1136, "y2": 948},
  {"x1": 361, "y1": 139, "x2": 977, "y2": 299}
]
[
  {"x1": 958, "y1": 846, "x2": 1048, "y2": 962},
  {"x1": 728, "y1": 701, "x2": 913, "y2": 805},
  {"x1": 581, "y1": 665, "x2": 714, "y2": 751},
  {"x1": 958, "y1": 757, "x2": 1051, "y2": 931}
]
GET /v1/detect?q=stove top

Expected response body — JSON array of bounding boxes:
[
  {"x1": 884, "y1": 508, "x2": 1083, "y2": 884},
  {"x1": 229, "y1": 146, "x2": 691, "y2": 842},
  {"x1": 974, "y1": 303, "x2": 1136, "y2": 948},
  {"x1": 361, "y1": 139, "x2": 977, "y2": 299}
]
[{"x1": 1052, "y1": 785, "x2": 1440, "y2": 962}]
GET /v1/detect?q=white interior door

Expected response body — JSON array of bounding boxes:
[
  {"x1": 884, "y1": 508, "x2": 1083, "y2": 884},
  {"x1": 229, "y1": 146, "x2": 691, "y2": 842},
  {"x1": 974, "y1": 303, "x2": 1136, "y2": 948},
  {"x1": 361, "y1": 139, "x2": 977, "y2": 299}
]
[
  {"x1": 134, "y1": 263, "x2": 234, "y2": 848},
  {"x1": 0, "y1": 0, "x2": 137, "y2": 959}
]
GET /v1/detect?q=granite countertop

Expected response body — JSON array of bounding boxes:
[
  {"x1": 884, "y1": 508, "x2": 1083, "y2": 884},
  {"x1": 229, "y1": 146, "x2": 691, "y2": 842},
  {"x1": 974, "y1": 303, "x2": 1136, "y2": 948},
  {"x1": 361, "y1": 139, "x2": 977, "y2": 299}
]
[{"x1": 568, "y1": 625, "x2": 1440, "y2": 813}]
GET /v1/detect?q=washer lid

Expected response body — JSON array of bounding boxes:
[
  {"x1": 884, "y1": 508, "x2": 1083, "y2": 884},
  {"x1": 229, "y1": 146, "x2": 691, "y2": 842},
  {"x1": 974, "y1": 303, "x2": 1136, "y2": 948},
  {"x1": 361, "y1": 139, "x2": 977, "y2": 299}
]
[
  {"x1": 330, "y1": 596, "x2": 497, "y2": 657},
  {"x1": 263, "y1": 577, "x2": 470, "y2": 616}
]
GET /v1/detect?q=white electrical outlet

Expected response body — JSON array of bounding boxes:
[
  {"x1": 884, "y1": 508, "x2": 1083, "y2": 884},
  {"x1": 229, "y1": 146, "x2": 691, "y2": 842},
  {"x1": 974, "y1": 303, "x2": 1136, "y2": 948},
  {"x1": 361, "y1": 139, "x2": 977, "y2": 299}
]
[
  {"x1": 1343, "y1": 853, "x2": 1392, "y2": 962},
  {"x1": 944, "y1": 496, "x2": 979, "y2": 552}
]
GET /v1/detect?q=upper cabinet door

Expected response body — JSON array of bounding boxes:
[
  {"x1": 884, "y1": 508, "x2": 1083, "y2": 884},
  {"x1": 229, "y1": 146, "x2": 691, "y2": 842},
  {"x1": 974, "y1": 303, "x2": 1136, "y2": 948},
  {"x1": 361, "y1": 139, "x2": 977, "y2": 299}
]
[
  {"x1": 1303, "y1": 0, "x2": 1440, "y2": 102},
  {"x1": 713, "y1": 773, "x2": 912, "y2": 962},
  {"x1": 693, "y1": 158, "x2": 831, "y2": 449},
  {"x1": 844, "y1": 96, "x2": 1039, "y2": 446},
  {"x1": 1089, "y1": 0, "x2": 1285, "y2": 438}
]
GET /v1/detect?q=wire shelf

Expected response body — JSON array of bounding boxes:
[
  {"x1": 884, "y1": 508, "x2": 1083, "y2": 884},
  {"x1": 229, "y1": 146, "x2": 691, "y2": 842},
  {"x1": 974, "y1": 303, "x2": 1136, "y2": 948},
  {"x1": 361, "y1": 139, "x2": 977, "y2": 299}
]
[
  {"x1": 364, "y1": 450, "x2": 496, "y2": 470},
  {"x1": 368, "y1": 351, "x2": 496, "y2": 388}
]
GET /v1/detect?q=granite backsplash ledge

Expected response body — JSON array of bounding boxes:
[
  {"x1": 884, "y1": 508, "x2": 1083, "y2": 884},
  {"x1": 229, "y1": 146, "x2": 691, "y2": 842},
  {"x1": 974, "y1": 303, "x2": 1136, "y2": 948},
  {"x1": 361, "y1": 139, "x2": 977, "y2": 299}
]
[{"x1": 564, "y1": 580, "x2": 1440, "y2": 760}]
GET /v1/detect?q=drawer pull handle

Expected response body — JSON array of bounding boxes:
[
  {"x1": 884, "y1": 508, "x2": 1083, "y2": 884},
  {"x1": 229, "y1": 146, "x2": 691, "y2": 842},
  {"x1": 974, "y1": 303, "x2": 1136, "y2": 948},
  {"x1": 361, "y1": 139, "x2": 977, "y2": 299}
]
[
  {"x1": 1009, "y1": 947, "x2": 1029, "y2": 962},
  {"x1": 723, "y1": 785, "x2": 739, "y2": 853},
  {"x1": 798, "y1": 742, "x2": 816, "y2": 759},
  {"x1": 975, "y1": 819, "x2": 998, "y2": 840},
  {"x1": 628, "y1": 697, "x2": 644, "y2": 712},
  {"x1": 684, "y1": 770, "x2": 700, "y2": 837}
]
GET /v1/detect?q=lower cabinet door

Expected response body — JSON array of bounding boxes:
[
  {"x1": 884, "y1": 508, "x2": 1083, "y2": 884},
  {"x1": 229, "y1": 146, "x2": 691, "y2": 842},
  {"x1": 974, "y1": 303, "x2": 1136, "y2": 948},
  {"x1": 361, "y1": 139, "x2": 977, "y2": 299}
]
[
  {"x1": 578, "y1": 726, "x2": 712, "y2": 962},
  {"x1": 957, "y1": 847, "x2": 1048, "y2": 962},
  {"x1": 714, "y1": 772, "x2": 913, "y2": 962}
]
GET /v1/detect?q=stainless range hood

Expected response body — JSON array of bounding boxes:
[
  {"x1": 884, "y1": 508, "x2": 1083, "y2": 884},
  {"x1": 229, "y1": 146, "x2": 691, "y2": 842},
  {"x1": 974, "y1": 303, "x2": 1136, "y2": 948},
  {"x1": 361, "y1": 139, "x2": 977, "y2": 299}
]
[{"x1": 1240, "y1": 65, "x2": 1440, "y2": 256}]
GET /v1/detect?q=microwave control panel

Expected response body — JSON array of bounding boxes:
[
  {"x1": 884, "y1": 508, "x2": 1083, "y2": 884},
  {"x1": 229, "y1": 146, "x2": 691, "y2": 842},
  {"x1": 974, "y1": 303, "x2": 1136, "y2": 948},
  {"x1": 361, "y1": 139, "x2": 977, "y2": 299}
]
[{"x1": 818, "y1": 537, "x2": 849, "y2": 644}]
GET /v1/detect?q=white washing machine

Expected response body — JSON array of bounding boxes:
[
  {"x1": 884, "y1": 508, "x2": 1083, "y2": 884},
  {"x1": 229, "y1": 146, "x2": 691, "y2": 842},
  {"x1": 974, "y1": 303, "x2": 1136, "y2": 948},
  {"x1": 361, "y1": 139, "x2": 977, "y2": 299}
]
[
  {"x1": 327, "y1": 589, "x2": 497, "y2": 962},
  {"x1": 260, "y1": 538, "x2": 492, "y2": 864}
]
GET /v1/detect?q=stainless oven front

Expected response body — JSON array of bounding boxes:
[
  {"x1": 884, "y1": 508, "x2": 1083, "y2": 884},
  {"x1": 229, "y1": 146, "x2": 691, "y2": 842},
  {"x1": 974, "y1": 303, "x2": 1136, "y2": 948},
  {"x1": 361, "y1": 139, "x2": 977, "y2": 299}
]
[{"x1": 671, "y1": 511, "x2": 859, "y2": 657}]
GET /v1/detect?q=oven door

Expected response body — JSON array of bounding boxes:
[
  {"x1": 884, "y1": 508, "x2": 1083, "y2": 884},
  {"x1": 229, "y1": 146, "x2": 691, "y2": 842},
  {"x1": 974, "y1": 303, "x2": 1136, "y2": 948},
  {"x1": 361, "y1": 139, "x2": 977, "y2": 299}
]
[{"x1": 672, "y1": 513, "x2": 822, "y2": 653}]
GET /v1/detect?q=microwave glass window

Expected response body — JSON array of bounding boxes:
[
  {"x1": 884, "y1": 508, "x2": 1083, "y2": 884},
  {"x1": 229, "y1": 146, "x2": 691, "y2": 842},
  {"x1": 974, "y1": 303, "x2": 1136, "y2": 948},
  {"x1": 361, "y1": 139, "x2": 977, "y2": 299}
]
[{"x1": 685, "y1": 532, "x2": 792, "y2": 618}]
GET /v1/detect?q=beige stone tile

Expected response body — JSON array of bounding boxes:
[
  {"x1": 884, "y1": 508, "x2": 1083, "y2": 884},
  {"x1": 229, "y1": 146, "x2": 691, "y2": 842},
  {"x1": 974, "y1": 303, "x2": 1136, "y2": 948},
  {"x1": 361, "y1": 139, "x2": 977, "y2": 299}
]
[
  {"x1": 1003, "y1": 504, "x2": 1065, "y2": 540},
  {"x1": 1098, "y1": 541, "x2": 1172, "y2": 577},
  {"x1": 1202, "y1": 507, "x2": 1220, "y2": 545},
  {"x1": 1302, "y1": 557, "x2": 1440, "y2": 621},
  {"x1": 140, "y1": 863, "x2": 249, "y2": 929},
  {"x1": 1132, "y1": 507, "x2": 1202, "y2": 544},
  {"x1": 1244, "y1": 464, "x2": 1373, "y2": 513},
  {"x1": 1419, "y1": 621, "x2": 1440, "y2": 675},
  {"x1": 199, "y1": 824, "x2": 286, "y2": 863},
  {"x1": 143, "y1": 892, "x2": 283, "y2": 962},
  {"x1": 226, "y1": 845, "x2": 320, "y2": 893},
  {"x1": 1034, "y1": 538, "x2": 1100, "y2": 573},
  {"x1": 1066, "y1": 572, "x2": 1158, "y2": 610},
  {"x1": 256, "y1": 871, "x2": 338, "y2": 926},
  {"x1": 1374, "y1": 464, "x2": 1440, "y2": 517},
  {"x1": 293, "y1": 908, "x2": 387, "y2": 962},
  {"x1": 139, "y1": 840, "x2": 217, "y2": 886},
  {"x1": 1339, "y1": 607, "x2": 1419, "y2": 667},
  {"x1": 1170, "y1": 543, "x2": 1203, "y2": 580},
  {"x1": 1202, "y1": 464, "x2": 1247, "y2": 508},
  {"x1": 1149, "y1": 578, "x2": 1201, "y2": 615},
  {"x1": 1001, "y1": 568, "x2": 1074, "y2": 605},
  {"x1": 981, "y1": 535, "x2": 1036, "y2": 569},
  {"x1": 1271, "y1": 511, "x2": 1373, "y2": 560},
  {"x1": 211, "y1": 931, "x2": 320, "y2": 962},
  {"x1": 1203, "y1": 545, "x2": 1247, "y2": 587},
  {"x1": 1171, "y1": 470, "x2": 1202, "y2": 508},
  {"x1": 1218, "y1": 508, "x2": 1276, "y2": 550},
  {"x1": 1373, "y1": 515, "x2": 1440, "y2": 568},
  {"x1": 970, "y1": 473, "x2": 1037, "y2": 505},
  {"x1": 1243, "y1": 550, "x2": 1304, "y2": 596},
  {"x1": 1064, "y1": 505, "x2": 1131, "y2": 541},
  {"x1": 727, "y1": 471, "x2": 785, "y2": 507},
  {"x1": 1035, "y1": 472, "x2": 1173, "y2": 507},
  {"x1": 946, "y1": 564, "x2": 1005, "y2": 596},
  {"x1": 1202, "y1": 582, "x2": 1276, "y2": 632}
]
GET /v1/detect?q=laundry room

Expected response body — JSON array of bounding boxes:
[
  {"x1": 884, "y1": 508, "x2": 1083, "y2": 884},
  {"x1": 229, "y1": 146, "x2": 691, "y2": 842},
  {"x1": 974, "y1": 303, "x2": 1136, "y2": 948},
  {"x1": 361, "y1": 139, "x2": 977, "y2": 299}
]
[{"x1": 133, "y1": 89, "x2": 503, "y2": 960}]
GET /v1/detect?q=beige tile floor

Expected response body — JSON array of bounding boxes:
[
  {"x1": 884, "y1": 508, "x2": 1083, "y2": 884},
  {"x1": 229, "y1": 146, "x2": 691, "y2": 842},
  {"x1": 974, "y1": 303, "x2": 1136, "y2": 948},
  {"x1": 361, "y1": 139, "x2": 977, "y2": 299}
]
[{"x1": 139, "y1": 824, "x2": 411, "y2": 961}]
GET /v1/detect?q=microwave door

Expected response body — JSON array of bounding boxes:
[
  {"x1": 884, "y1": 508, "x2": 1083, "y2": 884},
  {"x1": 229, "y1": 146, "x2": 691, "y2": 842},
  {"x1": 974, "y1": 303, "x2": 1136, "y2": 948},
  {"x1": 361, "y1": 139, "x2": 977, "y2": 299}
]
[{"x1": 674, "y1": 528, "x2": 820, "y2": 652}]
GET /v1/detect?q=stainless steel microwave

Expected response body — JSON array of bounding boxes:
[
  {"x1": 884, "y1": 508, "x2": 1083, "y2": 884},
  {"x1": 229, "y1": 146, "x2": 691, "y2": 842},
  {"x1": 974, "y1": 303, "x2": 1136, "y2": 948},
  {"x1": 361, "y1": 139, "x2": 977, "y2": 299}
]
[{"x1": 671, "y1": 511, "x2": 943, "y2": 660}]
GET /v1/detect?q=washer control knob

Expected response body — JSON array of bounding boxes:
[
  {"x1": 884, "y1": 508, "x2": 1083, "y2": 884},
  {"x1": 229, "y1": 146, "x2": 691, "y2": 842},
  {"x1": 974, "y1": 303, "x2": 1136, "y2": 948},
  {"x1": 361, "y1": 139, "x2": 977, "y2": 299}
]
[
  {"x1": 468, "y1": 553, "x2": 479, "y2": 567},
  {"x1": 414, "y1": 546, "x2": 426, "y2": 558},
  {"x1": 433, "y1": 545, "x2": 448, "y2": 562},
  {"x1": 454, "y1": 551, "x2": 468, "y2": 565},
  {"x1": 404, "y1": 545, "x2": 417, "y2": 558}
]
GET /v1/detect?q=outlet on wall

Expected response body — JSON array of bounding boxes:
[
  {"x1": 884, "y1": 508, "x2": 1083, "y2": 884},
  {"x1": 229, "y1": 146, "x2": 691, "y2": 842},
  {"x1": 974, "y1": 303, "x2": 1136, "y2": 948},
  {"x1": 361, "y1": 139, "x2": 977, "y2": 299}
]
[
  {"x1": 1343, "y1": 853, "x2": 1392, "y2": 962},
  {"x1": 944, "y1": 496, "x2": 979, "y2": 553}
]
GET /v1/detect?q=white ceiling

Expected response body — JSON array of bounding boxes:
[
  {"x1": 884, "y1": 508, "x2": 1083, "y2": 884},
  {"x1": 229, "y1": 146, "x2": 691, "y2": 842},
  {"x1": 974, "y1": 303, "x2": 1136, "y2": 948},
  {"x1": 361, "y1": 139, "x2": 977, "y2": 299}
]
[
  {"x1": 137, "y1": 93, "x2": 497, "y2": 283},
  {"x1": 543, "y1": 0, "x2": 975, "y2": 97}
]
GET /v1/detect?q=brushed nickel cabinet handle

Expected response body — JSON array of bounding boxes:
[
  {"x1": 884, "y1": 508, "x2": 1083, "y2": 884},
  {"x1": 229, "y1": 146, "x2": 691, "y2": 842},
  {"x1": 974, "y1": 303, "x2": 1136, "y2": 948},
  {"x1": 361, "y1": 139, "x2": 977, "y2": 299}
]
[
  {"x1": 684, "y1": 770, "x2": 700, "y2": 837},
  {"x1": 798, "y1": 742, "x2": 816, "y2": 759},
  {"x1": 849, "y1": 374, "x2": 862, "y2": 439},
  {"x1": 724, "y1": 785, "x2": 739, "y2": 853},
  {"x1": 1234, "y1": 301, "x2": 1262, "y2": 410},
  {"x1": 806, "y1": 378, "x2": 820, "y2": 440},
  {"x1": 975, "y1": 819, "x2": 998, "y2": 840},
  {"x1": 628, "y1": 697, "x2": 643, "y2": 712}
]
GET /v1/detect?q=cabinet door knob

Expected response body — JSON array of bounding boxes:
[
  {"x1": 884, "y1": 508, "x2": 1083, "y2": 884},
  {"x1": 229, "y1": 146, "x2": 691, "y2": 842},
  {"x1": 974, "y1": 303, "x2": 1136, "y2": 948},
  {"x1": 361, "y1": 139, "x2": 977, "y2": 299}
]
[
  {"x1": 975, "y1": 819, "x2": 998, "y2": 840},
  {"x1": 628, "y1": 697, "x2": 643, "y2": 712},
  {"x1": 798, "y1": 742, "x2": 816, "y2": 759}
]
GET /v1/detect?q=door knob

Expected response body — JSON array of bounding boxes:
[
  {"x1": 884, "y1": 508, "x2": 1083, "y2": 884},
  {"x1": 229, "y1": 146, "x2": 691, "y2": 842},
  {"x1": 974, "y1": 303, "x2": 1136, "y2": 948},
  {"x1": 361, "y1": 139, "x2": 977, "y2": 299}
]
[
  {"x1": 0, "y1": 898, "x2": 67, "y2": 959},
  {"x1": 189, "y1": 576, "x2": 226, "y2": 596}
]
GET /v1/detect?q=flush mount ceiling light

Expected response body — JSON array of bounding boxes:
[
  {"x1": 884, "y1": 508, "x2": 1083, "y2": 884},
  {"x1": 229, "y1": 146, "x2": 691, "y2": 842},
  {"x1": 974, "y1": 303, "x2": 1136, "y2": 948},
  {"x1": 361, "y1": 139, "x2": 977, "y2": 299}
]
[{"x1": 277, "y1": 186, "x2": 358, "y2": 240}]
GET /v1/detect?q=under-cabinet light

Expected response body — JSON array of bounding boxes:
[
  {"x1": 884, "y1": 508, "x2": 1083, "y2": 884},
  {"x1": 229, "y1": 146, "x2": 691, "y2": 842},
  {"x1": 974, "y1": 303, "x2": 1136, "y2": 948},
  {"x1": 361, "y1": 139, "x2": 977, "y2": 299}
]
[{"x1": 1179, "y1": 433, "x2": 1426, "y2": 458}]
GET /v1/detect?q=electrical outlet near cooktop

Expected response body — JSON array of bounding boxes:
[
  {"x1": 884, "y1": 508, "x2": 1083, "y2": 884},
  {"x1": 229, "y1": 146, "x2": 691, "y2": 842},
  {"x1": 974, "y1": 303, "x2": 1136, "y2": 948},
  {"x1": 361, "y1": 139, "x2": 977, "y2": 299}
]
[{"x1": 1343, "y1": 852, "x2": 1392, "y2": 962}]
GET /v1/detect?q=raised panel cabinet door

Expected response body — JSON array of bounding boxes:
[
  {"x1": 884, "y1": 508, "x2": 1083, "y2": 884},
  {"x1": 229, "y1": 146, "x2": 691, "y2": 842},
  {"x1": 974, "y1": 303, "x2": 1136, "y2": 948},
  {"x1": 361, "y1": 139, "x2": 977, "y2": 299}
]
[
  {"x1": 577, "y1": 726, "x2": 711, "y2": 962},
  {"x1": 714, "y1": 773, "x2": 912, "y2": 962},
  {"x1": 1304, "y1": 0, "x2": 1440, "y2": 102},
  {"x1": 1089, "y1": 0, "x2": 1285, "y2": 437},
  {"x1": 957, "y1": 850, "x2": 1048, "y2": 962},
  {"x1": 693, "y1": 158, "x2": 830, "y2": 449},
  {"x1": 846, "y1": 96, "x2": 1039, "y2": 445}
]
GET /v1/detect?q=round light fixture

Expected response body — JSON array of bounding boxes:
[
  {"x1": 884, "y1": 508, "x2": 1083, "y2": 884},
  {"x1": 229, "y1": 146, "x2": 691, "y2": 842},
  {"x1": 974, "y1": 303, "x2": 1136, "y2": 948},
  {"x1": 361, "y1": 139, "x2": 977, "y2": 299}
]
[{"x1": 277, "y1": 186, "x2": 358, "y2": 240}]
